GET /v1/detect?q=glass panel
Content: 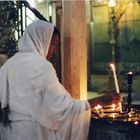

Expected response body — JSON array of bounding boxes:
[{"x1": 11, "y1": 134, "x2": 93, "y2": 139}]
[{"x1": 88, "y1": 1, "x2": 140, "y2": 105}]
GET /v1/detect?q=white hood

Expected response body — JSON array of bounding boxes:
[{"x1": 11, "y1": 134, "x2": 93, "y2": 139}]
[{"x1": 18, "y1": 20, "x2": 54, "y2": 58}]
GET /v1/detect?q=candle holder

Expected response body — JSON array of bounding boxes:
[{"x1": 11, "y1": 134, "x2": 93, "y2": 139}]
[{"x1": 127, "y1": 72, "x2": 133, "y2": 113}]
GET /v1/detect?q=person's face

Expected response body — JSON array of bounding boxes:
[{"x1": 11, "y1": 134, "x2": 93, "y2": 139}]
[{"x1": 47, "y1": 34, "x2": 59, "y2": 60}]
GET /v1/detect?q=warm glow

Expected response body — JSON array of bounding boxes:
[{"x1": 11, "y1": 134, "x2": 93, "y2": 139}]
[
  {"x1": 112, "y1": 113, "x2": 116, "y2": 118},
  {"x1": 128, "y1": 112, "x2": 132, "y2": 117},
  {"x1": 110, "y1": 63, "x2": 114, "y2": 69},
  {"x1": 80, "y1": 69, "x2": 87, "y2": 100},
  {"x1": 108, "y1": 0, "x2": 116, "y2": 7},
  {"x1": 128, "y1": 71, "x2": 133, "y2": 75},
  {"x1": 134, "y1": 121, "x2": 139, "y2": 125},
  {"x1": 95, "y1": 104, "x2": 102, "y2": 110},
  {"x1": 112, "y1": 104, "x2": 115, "y2": 111}
]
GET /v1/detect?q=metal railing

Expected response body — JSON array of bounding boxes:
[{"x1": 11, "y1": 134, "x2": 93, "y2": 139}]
[{"x1": 16, "y1": 1, "x2": 49, "y2": 39}]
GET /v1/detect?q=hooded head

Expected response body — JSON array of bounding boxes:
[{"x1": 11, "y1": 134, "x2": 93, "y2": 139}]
[{"x1": 18, "y1": 20, "x2": 54, "y2": 58}]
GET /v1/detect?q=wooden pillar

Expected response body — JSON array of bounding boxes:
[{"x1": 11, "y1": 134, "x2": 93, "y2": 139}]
[{"x1": 62, "y1": 0, "x2": 87, "y2": 100}]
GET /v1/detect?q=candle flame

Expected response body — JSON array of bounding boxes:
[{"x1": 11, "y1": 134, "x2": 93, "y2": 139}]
[
  {"x1": 112, "y1": 104, "x2": 115, "y2": 111},
  {"x1": 112, "y1": 113, "x2": 116, "y2": 118},
  {"x1": 128, "y1": 112, "x2": 132, "y2": 117},
  {"x1": 128, "y1": 71, "x2": 133, "y2": 75},
  {"x1": 110, "y1": 63, "x2": 122, "y2": 113},
  {"x1": 95, "y1": 104, "x2": 102, "y2": 110},
  {"x1": 134, "y1": 121, "x2": 139, "y2": 125},
  {"x1": 110, "y1": 63, "x2": 114, "y2": 69}
]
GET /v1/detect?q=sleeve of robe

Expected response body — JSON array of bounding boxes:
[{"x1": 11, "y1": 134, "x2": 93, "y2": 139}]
[
  {"x1": 26, "y1": 62, "x2": 91, "y2": 139},
  {"x1": 0, "y1": 56, "x2": 91, "y2": 140}
]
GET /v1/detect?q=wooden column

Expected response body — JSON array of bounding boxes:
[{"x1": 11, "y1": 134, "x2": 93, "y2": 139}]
[{"x1": 62, "y1": 0, "x2": 87, "y2": 100}]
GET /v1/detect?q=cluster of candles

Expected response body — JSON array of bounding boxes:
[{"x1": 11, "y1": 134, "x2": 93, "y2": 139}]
[
  {"x1": 92, "y1": 63, "x2": 140, "y2": 125},
  {"x1": 92, "y1": 103, "x2": 140, "y2": 125},
  {"x1": 92, "y1": 63, "x2": 122, "y2": 118},
  {"x1": 110, "y1": 63, "x2": 122, "y2": 113},
  {"x1": 93, "y1": 103, "x2": 119, "y2": 118}
]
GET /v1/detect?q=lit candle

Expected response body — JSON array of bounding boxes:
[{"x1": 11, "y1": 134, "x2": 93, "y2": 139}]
[
  {"x1": 94, "y1": 104, "x2": 103, "y2": 115},
  {"x1": 134, "y1": 121, "x2": 139, "y2": 125},
  {"x1": 112, "y1": 104, "x2": 115, "y2": 111},
  {"x1": 110, "y1": 63, "x2": 122, "y2": 113},
  {"x1": 95, "y1": 104, "x2": 102, "y2": 110},
  {"x1": 112, "y1": 104, "x2": 116, "y2": 118},
  {"x1": 110, "y1": 63, "x2": 120, "y2": 93},
  {"x1": 112, "y1": 113, "x2": 116, "y2": 118}
]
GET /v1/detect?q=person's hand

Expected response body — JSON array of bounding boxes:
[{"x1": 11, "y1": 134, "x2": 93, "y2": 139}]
[
  {"x1": 99, "y1": 92, "x2": 123, "y2": 106},
  {"x1": 88, "y1": 93, "x2": 123, "y2": 108}
]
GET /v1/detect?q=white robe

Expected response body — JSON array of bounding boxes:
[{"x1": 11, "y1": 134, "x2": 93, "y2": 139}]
[{"x1": 0, "y1": 20, "x2": 91, "y2": 140}]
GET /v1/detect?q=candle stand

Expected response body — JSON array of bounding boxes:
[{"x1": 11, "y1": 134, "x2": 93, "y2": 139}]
[{"x1": 88, "y1": 105, "x2": 140, "y2": 140}]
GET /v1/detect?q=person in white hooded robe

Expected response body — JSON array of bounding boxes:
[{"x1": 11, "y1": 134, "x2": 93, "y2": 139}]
[{"x1": 0, "y1": 20, "x2": 122, "y2": 140}]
